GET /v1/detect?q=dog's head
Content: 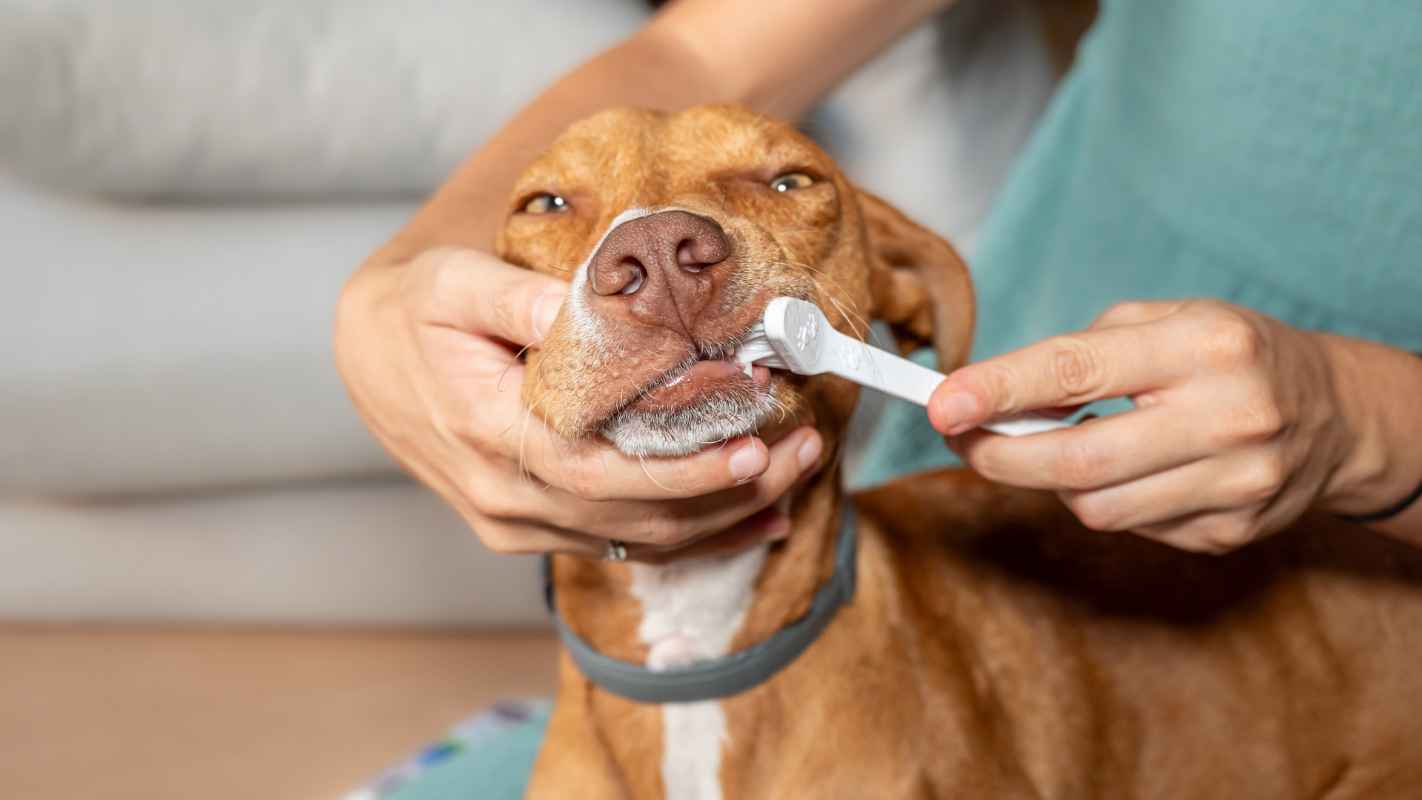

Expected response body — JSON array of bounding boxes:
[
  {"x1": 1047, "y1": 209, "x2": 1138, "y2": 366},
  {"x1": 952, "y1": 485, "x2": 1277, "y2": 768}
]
[{"x1": 499, "y1": 105, "x2": 974, "y2": 459}]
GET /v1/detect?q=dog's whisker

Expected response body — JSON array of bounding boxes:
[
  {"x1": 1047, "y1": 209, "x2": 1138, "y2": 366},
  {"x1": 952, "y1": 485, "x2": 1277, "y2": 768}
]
[
  {"x1": 516, "y1": 362, "x2": 553, "y2": 485},
  {"x1": 637, "y1": 453, "x2": 677, "y2": 493},
  {"x1": 496, "y1": 360, "x2": 519, "y2": 393},
  {"x1": 825, "y1": 293, "x2": 867, "y2": 340},
  {"x1": 517, "y1": 407, "x2": 535, "y2": 485},
  {"x1": 776, "y1": 258, "x2": 873, "y2": 335},
  {"x1": 782, "y1": 258, "x2": 874, "y2": 343}
]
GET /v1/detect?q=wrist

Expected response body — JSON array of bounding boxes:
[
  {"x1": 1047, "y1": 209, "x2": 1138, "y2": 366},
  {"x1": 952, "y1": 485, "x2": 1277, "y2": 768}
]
[{"x1": 1316, "y1": 333, "x2": 1422, "y2": 517}]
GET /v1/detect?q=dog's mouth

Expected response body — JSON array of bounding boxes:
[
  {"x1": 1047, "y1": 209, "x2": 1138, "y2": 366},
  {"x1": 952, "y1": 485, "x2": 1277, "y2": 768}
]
[
  {"x1": 596, "y1": 331, "x2": 781, "y2": 457},
  {"x1": 632, "y1": 354, "x2": 773, "y2": 414}
]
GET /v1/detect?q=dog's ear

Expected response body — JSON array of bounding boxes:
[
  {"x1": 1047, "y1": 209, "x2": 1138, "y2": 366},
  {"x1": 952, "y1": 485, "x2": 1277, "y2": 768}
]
[{"x1": 857, "y1": 188, "x2": 976, "y2": 372}]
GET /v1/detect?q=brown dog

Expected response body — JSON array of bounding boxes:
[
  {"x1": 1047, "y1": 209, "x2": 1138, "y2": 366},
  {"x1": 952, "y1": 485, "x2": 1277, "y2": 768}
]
[{"x1": 495, "y1": 105, "x2": 1422, "y2": 798}]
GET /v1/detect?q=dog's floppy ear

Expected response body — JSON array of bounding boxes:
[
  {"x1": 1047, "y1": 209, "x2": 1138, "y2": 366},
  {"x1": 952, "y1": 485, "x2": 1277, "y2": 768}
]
[{"x1": 857, "y1": 188, "x2": 976, "y2": 372}]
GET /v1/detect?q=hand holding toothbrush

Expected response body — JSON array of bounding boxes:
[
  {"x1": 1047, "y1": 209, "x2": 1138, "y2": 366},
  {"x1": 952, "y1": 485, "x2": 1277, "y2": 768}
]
[
  {"x1": 926, "y1": 300, "x2": 1422, "y2": 554},
  {"x1": 735, "y1": 298, "x2": 1071, "y2": 437}
]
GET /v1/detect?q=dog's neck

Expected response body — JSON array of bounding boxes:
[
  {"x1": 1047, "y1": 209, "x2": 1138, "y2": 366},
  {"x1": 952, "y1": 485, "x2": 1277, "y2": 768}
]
[{"x1": 549, "y1": 463, "x2": 844, "y2": 669}]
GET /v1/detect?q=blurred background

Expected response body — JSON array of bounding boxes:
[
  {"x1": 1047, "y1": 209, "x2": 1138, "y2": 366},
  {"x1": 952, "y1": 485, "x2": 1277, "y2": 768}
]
[{"x1": 0, "y1": 0, "x2": 1085, "y2": 796}]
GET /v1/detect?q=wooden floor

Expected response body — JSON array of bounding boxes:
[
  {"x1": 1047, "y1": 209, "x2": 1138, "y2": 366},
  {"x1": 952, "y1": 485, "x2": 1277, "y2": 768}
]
[{"x1": 0, "y1": 626, "x2": 560, "y2": 800}]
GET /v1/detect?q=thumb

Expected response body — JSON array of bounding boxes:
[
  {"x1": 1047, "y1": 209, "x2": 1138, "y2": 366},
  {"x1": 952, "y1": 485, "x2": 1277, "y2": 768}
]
[{"x1": 416, "y1": 249, "x2": 567, "y2": 346}]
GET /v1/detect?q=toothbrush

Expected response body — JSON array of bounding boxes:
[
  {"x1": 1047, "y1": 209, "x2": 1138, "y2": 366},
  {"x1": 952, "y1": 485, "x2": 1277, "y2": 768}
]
[{"x1": 734, "y1": 297, "x2": 1070, "y2": 438}]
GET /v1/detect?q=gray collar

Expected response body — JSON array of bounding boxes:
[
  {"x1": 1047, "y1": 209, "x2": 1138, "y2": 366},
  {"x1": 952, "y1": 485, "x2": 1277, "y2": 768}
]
[{"x1": 542, "y1": 503, "x2": 858, "y2": 704}]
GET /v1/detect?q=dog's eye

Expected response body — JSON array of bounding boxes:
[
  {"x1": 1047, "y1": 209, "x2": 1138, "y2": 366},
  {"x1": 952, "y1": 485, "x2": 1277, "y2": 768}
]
[
  {"x1": 769, "y1": 173, "x2": 815, "y2": 193},
  {"x1": 521, "y1": 193, "x2": 570, "y2": 214}
]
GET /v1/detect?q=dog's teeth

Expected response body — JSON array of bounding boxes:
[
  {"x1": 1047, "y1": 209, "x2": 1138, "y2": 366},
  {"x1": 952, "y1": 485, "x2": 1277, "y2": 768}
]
[{"x1": 740, "y1": 360, "x2": 754, "y2": 378}]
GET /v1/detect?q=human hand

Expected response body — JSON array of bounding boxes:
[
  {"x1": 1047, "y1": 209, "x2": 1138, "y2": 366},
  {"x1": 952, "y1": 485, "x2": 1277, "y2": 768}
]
[
  {"x1": 334, "y1": 248, "x2": 822, "y2": 562},
  {"x1": 927, "y1": 299, "x2": 1367, "y2": 554}
]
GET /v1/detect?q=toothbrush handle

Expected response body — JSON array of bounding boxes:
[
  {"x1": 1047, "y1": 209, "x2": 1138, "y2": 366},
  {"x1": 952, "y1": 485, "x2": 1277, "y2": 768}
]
[
  {"x1": 827, "y1": 330, "x2": 1070, "y2": 437},
  {"x1": 979, "y1": 413, "x2": 1072, "y2": 437}
]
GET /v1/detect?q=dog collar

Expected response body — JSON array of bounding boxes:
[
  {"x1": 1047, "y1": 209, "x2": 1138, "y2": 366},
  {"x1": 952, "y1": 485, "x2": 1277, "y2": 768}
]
[{"x1": 542, "y1": 503, "x2": 858, "y2": 704}]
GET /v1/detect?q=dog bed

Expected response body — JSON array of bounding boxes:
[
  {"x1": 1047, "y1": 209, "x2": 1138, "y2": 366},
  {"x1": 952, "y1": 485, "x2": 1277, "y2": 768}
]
[{"x1": 346, "y1": 698, "x2": 550, "y2": 800}]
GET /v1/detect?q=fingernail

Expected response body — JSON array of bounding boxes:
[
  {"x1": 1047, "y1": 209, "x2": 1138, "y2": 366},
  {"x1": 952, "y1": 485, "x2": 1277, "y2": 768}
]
[
  {"x1": 532, "y1": 290, "x2": 565, "y2": 341},
  {"x1": 932, "y1": 391, "x2": 980, "y2": 433},
  {"x1": 729, "y1": 440, "x2": 769, "y2": 483},
  {"x1": 797, "y1": 431, "x2": 823, "y2": 471}
]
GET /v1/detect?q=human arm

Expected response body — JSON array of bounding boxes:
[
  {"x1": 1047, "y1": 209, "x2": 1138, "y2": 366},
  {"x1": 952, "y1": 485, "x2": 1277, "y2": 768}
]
[
  {"x1": 925, "y1": 299, "x2": 1422, "y2": 553},
  {"x1": 335, "y1": 0, "x2": 952, "y2": 560},
  {"x1": 374, "y1": 0, "x2": 954, "y2": 260}
]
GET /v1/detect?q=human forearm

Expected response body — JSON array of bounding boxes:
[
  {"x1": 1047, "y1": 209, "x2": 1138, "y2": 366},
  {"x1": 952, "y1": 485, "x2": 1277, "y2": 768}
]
[
  {"x1": 373, "y1": 31, "x2": 722, "y2": 262},
  {"x1": 1317, "y1": 334, "x2": 1422, "y2": 543},
  {"x1": 371, "y1": 0, "x2": 950, "y2": 263}
]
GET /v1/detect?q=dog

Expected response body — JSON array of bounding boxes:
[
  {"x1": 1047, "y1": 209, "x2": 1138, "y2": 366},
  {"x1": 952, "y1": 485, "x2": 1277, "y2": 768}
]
[{"x1": 492, "y1": 105, "x2": 1422, "y2": 798}]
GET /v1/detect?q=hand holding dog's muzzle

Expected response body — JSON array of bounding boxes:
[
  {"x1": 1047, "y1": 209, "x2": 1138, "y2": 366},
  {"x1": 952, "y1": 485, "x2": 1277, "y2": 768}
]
[{"x1": 335, "y1": 247, "x2": 821, "y2": 562}]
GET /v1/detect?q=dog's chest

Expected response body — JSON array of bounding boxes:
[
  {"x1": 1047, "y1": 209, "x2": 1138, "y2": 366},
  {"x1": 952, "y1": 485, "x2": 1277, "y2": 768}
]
[{"x1": 629, "y1": 545, "x2": 768, "y2": 799}]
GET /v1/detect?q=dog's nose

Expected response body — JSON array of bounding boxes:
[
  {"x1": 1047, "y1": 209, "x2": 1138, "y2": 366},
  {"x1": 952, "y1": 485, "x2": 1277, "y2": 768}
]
[{"x1": 586, "y1": 212, "x2": 730, "y2": 323}]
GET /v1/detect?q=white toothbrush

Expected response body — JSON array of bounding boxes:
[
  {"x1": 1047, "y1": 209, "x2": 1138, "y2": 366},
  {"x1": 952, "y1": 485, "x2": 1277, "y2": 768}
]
[{"x1": 734, "y1": 297, "x2": 1070, "y2": 437}]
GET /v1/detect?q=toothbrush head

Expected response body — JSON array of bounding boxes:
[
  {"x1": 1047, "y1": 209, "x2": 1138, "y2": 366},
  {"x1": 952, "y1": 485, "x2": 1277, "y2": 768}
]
[
  {"x1": 731, "y1": 322, "x2": 786, "y2": 376},
  {"x1": 731, "y1": 297, "x2": 829, "y2": 376},
  {"x1": 762, "y1": 297, "x2": 828, "y2": 374}
]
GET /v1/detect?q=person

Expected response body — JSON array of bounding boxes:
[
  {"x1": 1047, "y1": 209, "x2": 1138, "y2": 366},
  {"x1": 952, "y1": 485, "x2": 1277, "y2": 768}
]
[{"x1": 334, "y1": 0, "x2": 1421, "y2": 790}]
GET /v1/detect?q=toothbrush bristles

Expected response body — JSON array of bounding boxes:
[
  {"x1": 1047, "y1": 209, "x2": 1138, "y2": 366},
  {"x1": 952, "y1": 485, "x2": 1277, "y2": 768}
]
[{"x1": 733, "y1": 322, "x2": 790, "y2": 373}]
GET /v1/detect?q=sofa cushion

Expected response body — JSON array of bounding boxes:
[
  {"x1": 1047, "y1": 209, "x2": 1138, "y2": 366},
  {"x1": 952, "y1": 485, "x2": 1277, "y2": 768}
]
[
  {"x1": 0, "y1": 173, "x2": 407, "y2": 494},
  {"x1": 0, "y1": 482, "x2": 545, "y2": 625},
  {"x1": 0, "y1": 0, "x2": 646, "y2": 201}
]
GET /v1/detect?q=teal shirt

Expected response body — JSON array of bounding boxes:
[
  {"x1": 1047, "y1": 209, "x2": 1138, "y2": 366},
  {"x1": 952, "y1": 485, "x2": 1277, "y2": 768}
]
[
  {"x1": 857, "y1": 0, "x2": 1422, "y2": 487},
  {"x1": 389, "y1": 4, "x2": 1422, "y2": 797}
]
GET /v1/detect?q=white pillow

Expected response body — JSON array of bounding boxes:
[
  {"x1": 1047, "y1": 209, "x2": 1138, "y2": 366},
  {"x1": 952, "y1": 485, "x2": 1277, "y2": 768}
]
[{"x1": 0, "y1": 0, "x2": 646, "y2": 200}]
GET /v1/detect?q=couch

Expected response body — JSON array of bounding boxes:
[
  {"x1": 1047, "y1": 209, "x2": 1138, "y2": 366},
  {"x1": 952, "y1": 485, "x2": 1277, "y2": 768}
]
[{"x1": 0, "y1": 0, "x2": 1057, "y2": 625}]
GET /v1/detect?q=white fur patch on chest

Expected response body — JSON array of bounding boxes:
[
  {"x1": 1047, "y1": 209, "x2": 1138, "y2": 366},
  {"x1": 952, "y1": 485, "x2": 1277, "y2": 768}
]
[{"x1": 630, "y1": 544, "x2": 768, "y2": 799}]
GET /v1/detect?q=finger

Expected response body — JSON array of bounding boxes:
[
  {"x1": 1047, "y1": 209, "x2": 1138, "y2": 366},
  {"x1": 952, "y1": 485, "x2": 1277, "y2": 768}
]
[
  {"x1": 468, "y1": 374, "x2": 778, "y2": 500},
  {"x1": 1056, "y1": 450, "x2": 1279, "y2": 533},
  {"x1": 411, "y1": 248, "x2": 567, "y2": 346},
  {"x1": 1130, "y1": 477, "x2": 1312, "y2": 556},
  {"x1": 1132, "y1": 510, "x2": 1262, "y2": 555},
  {"x1": 470, "y1": 515, "x2": 613, "y2": 558},
  {"x1": 547, "y1": 506, "x2": 789, "y2": 564},
  {"x1": 382, "y1": 435, "x2": 611, "y2": 558},
  {"x1": 952, "y1": 404, "x2": 1215, "y2": 491},
  {"x1": 629, "y1": 507, "x2": 792, "y2": 565},
  {"x1": 443, "y1": 424, "x2": 793, "y2": 555},
  {"x1": 927, "y1": 317, "x2": 1198, "y2": 436},
  {"x1": 509, "y1": 419, "x2": 822, "y2": 502},
  {"x1": 1088, "y1": 300, "x2": 1184, "y2": 330},
  {"x1": 562, "y1": 429, "x2": 822, "y2": 545},
  {"x1": 464, "y1": 426, "x2": 804, "y2": 545}
]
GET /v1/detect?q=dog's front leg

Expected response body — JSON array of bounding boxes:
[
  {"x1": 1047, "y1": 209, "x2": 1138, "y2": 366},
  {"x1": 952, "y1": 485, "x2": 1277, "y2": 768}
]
[{"x1": 527, "y1": 656, "x2": 639, "y2": 799}]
